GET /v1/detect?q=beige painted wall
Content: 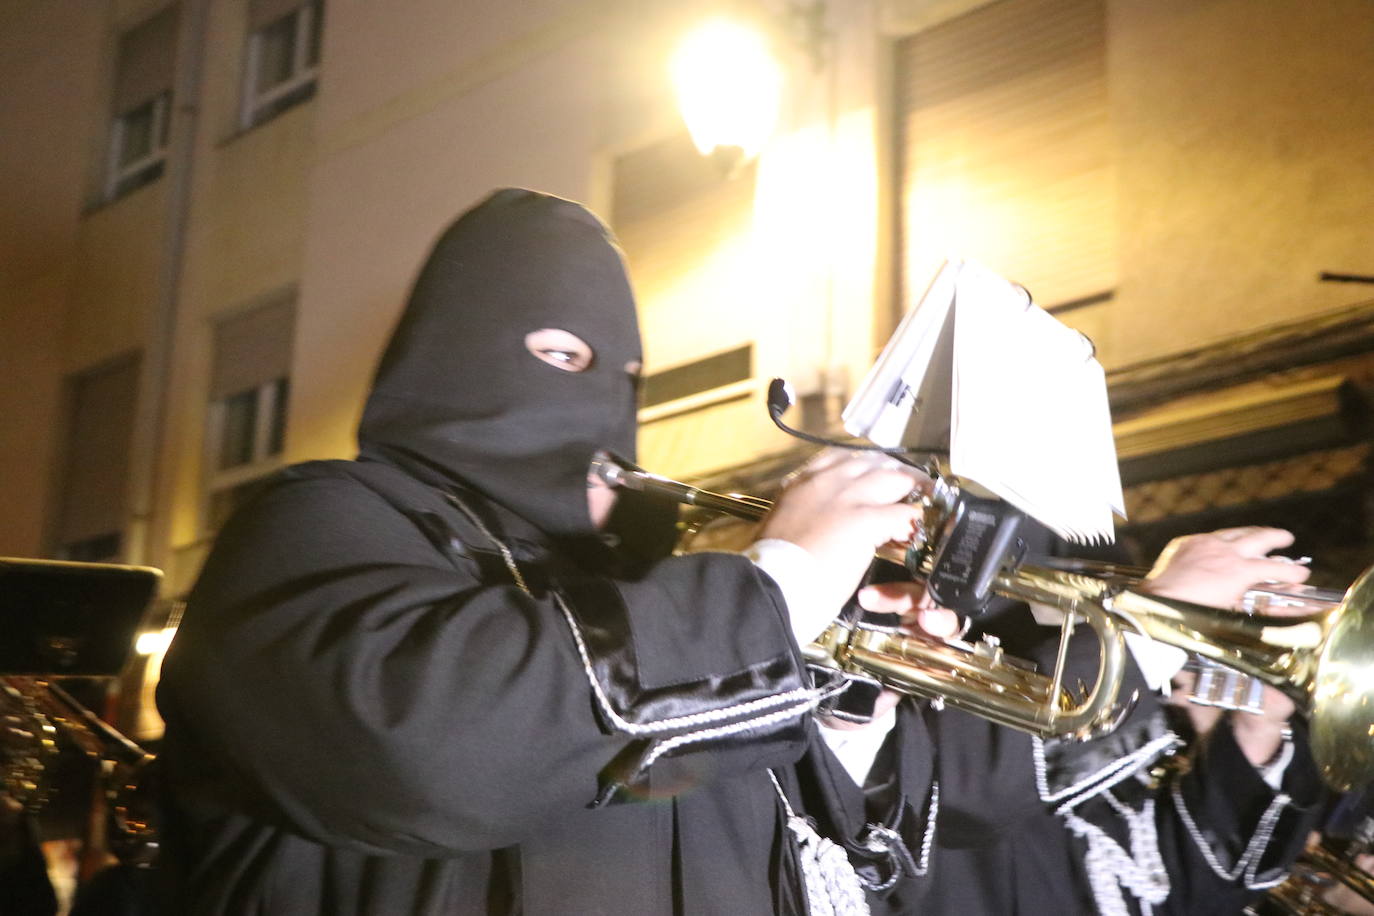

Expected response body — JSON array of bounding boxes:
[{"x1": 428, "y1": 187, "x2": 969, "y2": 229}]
[
  {"x1": 65, "y1": 186, "x2": 169, "y2": 369},
  {"x1": 1, "y1": 2, "x2": 121, "y2": 556},
  {"x1": 161, "y1": 104, "x2": 317, "y2": 550},
  {"x1": 1104, "y1": 0, "x2": 1374, "y2": 366},
  {"x1": 0, "y1": 271, "x2": 68, "y2": 556}
]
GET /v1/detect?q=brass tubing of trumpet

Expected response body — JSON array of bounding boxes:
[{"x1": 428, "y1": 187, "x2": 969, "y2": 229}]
[
  {"x1": 1103, "y1": 589, "x2": 1326, "y2": 710},
  {"x1": 988, "y1": 566, "x2": 1133, "y2": 737},
  {"x1": 1247, "y1": 841, "x2": 1374, "y2": 916},
  {"x1": 604, "y1": 458, "x2": 1374, "y2": 786},
  {"x1": 1306, "y1": 842, "x2": 1374, "y2": 908},
  {"x1": 596, "y1": 458, "x2": 916, "y2": 568},
  {"x1": 805, "y1": 595, "x2": 1129, "y2": 740},
  {"x1": 34, "y1": 680, "x2": 153, "y2": 767},
  {"x1": 803, "y1": 562, "x2": 1134, "y2": 739},
  {"x1": 601, "y1": 458, "x2": 1133, "y2": 740},
  {"x1": 1104, "y1": 575, "x2": 1374, "y2": 792},
  {"x1": 592, "y1": 458, "x2": 771, "y2": 521}
]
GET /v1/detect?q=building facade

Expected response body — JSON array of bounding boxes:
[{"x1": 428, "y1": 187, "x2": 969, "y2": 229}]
[{"x1": 2, "y1": 0, "x2": 1373, "y2": 611}]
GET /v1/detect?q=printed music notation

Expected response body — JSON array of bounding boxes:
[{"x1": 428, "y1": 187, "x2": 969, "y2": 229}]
[{"x1": 842, "y1": 258, "x2": 1124, "y2": 544}]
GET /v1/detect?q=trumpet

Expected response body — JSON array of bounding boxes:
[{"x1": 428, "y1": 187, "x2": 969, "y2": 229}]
[
  {"x1": 1247, "y1": 814, "x2": 1374, "y2": 915},
  {"x1": 594, "y1": 457, "x2": 1374, "y2": 790}
]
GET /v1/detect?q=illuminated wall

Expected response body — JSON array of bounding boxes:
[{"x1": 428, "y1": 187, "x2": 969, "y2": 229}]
[{"x1": 1, "y1": 0, "x2": 1370, "y2": 579}]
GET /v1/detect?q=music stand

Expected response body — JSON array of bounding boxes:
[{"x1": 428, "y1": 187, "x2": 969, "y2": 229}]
[{"x1": 0, "y1": 558, "x2": 161, "y2": 677}]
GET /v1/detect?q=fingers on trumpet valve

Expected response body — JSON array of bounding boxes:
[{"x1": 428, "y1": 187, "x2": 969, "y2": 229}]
[
  {"x1": 1142, "y1": 526, "x2": 1312, "y2": 608},
  {"x1": 857, "y1": 582, "x2": 963, "y2": 638}
]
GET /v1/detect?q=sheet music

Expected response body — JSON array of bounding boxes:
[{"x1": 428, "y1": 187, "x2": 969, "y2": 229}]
[
  {"x1": 843, "y1": 259, "x2": 1124, "y2": 544},
  {"x1": 841, "y1": 263, "x2": 959, "y2": 449}
]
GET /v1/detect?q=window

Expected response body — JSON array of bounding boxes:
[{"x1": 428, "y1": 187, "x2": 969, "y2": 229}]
[
  {"x1": 206, "y1": 377, "x2": 289, "y2": 529},
  {"x1": 106, "y1": 7, "x2": 179, "y2": 200},
  {"x1": 108, "y1": 91, "x2": 170, "y2": 199},
  {"x1": 241, "y1": 0, "x2": 323, "y2": 128},
  {"x1": 206, "y1": 298, "x2": 295, "y2": 531},
  {"x1": 53, "y1": 357, "x2": 141, "y2": 562},
  {"x1": 896, "y1": 0, "x2": 1115, "y2": 311},
  {"x1": 213, "y1": 377, "x2": 289, "y2": 472}
]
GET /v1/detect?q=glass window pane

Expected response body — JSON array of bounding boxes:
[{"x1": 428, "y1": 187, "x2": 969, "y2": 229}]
[
  {"x1": 218, "y1": 389, "x2": 259, "y2": 469},
  {"x1": 254, "y1": 14, "x2": 298, "y2": 92},
  {"x1": 117, "y1": 101, "x2": 156, "y2": 167}
]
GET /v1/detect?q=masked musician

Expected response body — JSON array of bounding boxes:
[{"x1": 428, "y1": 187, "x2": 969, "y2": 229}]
[
  {"x1": 823, "y1": 526, "x2": 1322, "y2": 916},
  {"x1": 155, "y1": 189, "x2": 951, "y2": 915}
]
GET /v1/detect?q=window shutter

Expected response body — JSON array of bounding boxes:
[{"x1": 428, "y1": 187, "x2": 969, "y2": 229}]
[
  {"x1": 112, "y1": 6, "x2": 179, "y2": 115},
  {"x1": 210, "y1": 298, "x2": 296, "y2": 400},
  {"x1": 57, "y1": 358, "x2": 140, "y2": 546},
  {"x1": 248, "y1": 0, "x2": 306, "y2": 31},
  {"x1": 896, "y1": 0, "x2": 1114, "y2": 310}
]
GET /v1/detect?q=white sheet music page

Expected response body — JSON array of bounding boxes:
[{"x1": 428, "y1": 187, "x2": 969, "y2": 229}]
[
  {"x1": 841, "y1": 261, "x2": 960, "y2": 450},
  {"x1": 843, "y1": 259, "x2": 1124, "y2": 544},
  {"x1": 947, "y1": 261, "x2": 1124, "y2": 543}
]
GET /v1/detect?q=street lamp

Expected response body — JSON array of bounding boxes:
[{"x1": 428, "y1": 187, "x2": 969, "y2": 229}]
[{"x1": 671, "y1": 18, "x2": 783, "y2": 175}]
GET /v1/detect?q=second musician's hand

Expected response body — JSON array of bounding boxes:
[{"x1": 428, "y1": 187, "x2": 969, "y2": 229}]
[{"x1": 821, "y1": 581, "x2": 961, "y2": 731}]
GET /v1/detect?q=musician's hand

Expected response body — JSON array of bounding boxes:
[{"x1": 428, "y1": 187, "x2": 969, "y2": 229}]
[
  {"x1": 1173, "y1": 670, "x2": 1297, "y2": 765},
  {"x1": 1325, "y1": 852, "x2": 1374, "y2": 914},
  {"x1": 1168, "y1": 671, "x2": 1225, "y2": 737},
  {"x1": 820, "y1": 582, "x2": 962, "y2": 731},
  {"x1": 1139, "y1": 526, "x2": 1310, "y2": 610},
  {"x1": 761, "y1": 450, "x2": 930, "y2": 616},
  {"x1": 857, "y1": 580, "x2": 962, "y2": 637}
]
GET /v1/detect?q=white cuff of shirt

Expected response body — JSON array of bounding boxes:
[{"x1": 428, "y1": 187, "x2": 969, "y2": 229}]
[
  {"x1": 743, "y1": 538, "x2": 836, "y2": 646},
  {"x1": 818, "y1": 707, "x2": 899, "y2": 787},
  {"x1": 1257, "y1": 726, "x2": 1296, "y2": 791}
]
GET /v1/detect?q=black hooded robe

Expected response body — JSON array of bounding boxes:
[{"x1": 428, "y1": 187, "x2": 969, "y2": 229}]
[
  {"x1": 861, "y1": 610, "x2": 1325, "y2": 916},
  {"x1": 155, "y1": 190, "x2": 836, "y2": 914}
]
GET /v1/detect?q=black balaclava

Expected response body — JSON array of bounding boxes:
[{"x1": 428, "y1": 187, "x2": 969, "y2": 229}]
[{"x1": 357, "y1": 189, "x2": 642, "y2": 538}]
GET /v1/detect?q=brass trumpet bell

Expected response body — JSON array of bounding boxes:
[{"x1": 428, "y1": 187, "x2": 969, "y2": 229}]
[
  {"x1": 1107, "y1": 569, "x2": 1374, "y2": 791},
  {"x1": 1311, "y1": 566, "x2": 1374, "y2": 791}
]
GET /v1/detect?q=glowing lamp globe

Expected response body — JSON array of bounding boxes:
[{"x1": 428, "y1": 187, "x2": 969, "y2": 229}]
[{"x1": 672, "y1": 20, "x2": 783, "y2": 168}]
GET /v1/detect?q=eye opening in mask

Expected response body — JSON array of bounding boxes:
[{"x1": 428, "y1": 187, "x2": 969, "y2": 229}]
[{"x1": 525, "y1": 328, "x2": 595, "y2": 372}]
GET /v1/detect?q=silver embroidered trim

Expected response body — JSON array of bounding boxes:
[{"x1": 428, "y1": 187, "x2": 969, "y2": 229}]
[
  {"x1": 555, "y1": 594, "x2": 835, "y2": 737},
  {"x1": 915, "y1": 780, "x2": 940, "y2": 876},
  {"x1": 448, "y1": 490, "x2": 831, "y2": 739},
  {"x1": 1033, "y1": 731, "x2": 1183, "y2": 806},
  {"x1": 1034, "y1": 733, "x2": 1181, "y2": 915},
  {"x1": 445, "y1": 494, "x2": 531, "y2": 594},
  {"x1": 1170, "y1": 779, "x2": 1292, "y2": 888},
  {"x1": 769, "y1": 772, "x2": 872, "y2": 916},
  {"x1": 1061, "y1": 794, "x2": 1170, "y2": 915},
  {"x1": 635, "y1": 681, "x2": 848, "y2": 771}
]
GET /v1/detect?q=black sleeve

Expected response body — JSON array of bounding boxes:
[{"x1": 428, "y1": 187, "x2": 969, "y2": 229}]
[
  {"x1": 0, "y1": 813, "x2": 58, "y2": 916},
  {"x1": 157, "y1": 470, "x2": 813, "y2": 857},
  {"x1": 1155, "y1": 715, "x2": 1325, "y2": 915}
]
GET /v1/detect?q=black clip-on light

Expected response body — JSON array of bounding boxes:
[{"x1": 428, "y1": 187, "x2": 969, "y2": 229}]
[{"x1": 766, "y1": 377, "x2": 1025, "y2": 617}]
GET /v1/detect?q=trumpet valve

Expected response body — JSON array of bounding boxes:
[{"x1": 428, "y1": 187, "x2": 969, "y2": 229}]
[{"x1": 973, "y1": 634, "x2": 1004, "y2": 666}]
